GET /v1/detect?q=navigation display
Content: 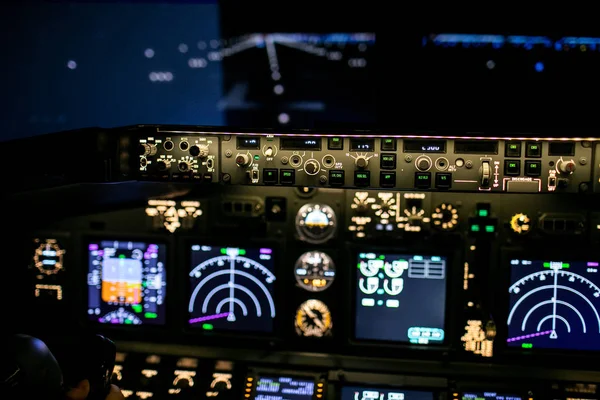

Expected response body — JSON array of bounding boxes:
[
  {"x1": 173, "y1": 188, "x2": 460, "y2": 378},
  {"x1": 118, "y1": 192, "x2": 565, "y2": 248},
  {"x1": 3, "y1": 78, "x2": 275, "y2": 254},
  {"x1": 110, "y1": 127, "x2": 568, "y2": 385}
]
[
  {"x1": 254, "y1": 376, "x2": 314, "y2": 400},
  {"x1": 462, "y1": 393, "x2": 522, "y2": 400},
  {"x1": 87, "y1": 240, "x2": 167, "y2": 325},
  {"x1": 188, "y1": 245, "x2": 276, "y2": 333},
  {"x1": 354, "y1": 252, "x2": 447, "y2": 344},
  {"x1": 341, "y1": 386, "x2": 434, "y2": 400},
  {"x1": 508, "y1": 259, "x2": 600, "y2": 351}
]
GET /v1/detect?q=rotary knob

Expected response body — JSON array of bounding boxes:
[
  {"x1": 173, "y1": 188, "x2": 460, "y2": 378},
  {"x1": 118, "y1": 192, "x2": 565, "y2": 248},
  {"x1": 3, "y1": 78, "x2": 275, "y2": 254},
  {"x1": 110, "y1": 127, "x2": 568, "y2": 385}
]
[
  {"x1": 189, "y1": 144, "x2": 209, "y2": 158},
  {"x1": 557, "y1": 159, "x2": 576, "y2": 175},
  {"x1": 304, "y1": 160, "x2": 320, "y2": 175},
  {"x1": 510, "y1": 213, "x2": 531, "y2": 235},
  {"x1": 235, "y1": 154, "x2": 251, "y2": 167},
  {"x1": 415, "y1": 156, "x2": 431, "y2": 171},
  {"x1": 355, "y1": 156, "x2": 368, "y2": 169},
  {"x1": 139, "y1": 143, "x2": 157, "y2": 156},
  {"x1": 178, "y1": 161, "x2": 191, "y2": 172},
  {"x1": 156, "y1": 160, "x2": 170, "y2": 171}
]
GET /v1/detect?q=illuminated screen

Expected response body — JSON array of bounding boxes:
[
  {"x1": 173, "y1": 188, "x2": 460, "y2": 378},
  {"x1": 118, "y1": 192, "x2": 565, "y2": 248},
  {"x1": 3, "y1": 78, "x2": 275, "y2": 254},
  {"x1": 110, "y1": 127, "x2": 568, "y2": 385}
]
[
  {"x1": 188, "y1": 245, "x2": 276, "y2": 333},
  {"x1": 341, "y1": 386, "x2": 434, "y2": 400},
  {"x1": 508, "y1": 259, "x2": 600, "y2": 351},
  {"x1": 462, "y1": 393, "x2": 522, "y2": 400},
  {"x1": 87, "y1": 240, "x2": 167, "y2": 325},
  {"x1": 355, "y1": 253, "x2": 446, "y2": 344},
  {"x1": 254, "y1": 376, "x2": 314, "y2": 400}
]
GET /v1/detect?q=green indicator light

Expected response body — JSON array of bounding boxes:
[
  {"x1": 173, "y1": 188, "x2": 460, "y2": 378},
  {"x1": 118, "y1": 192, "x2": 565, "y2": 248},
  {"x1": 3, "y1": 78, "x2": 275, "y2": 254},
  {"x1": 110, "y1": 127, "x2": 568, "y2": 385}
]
[
  {"x1": 254, "y1": 155, "x2": 260, "y2": 160},
  {"x1": 379, "y1": 255, "x2": 385, "y2": 259},
  {"x1": 333, "y1": 137, "x2": 340, "y2": 142},
  {"x1": 440, "y1": 175, "x2": 448, "y2": 180},
  {"x1": 202, "y1": 323, "x2": 214, "y2": 330},
  {"x1": 563, "y1": 263, "x2": 570, "y2": 268},
  {"x1": 543, "y1": 262, "x2": 551, "y2": 268},
  {"x1": 357, "y1": 174, "x2": 367, "y2": 178},
  {"x1": 485, "y1": 225, "x2": 495, "y2": 233},
  {"x1": 385, "y1": 139, "x2": 392, "y2": 143},
  {"x1": 522, "y1": 343, "x2": 533, "y2": 349},
  {"x1": 132, "y1": 305, "x2": 143, "y2": 313},
  {"x1": 471, "y1": 225, "x2": 480, "y2": 232},
  {"x1": 510, "y1": 144, "x2": 518, "y2": 149},
  {"x1": 384, "y1": 174, "x2": 391, "y2": 179},
  {"x1": 478, "y1": 209, "x2": 489, "y2": 217},
  {"x1": 418, "y1": 175, "x2": 428, "y2": 180},
  {"x1": 125, "y1": 319, "x2": 133, "y2": 324},
  {"x1": 332, "y1": 173, "x2": 342, "y2": 178},
  {"x1": 531, "y1": 164, "x2": 538, "y2": 168},
  {"x1": 357, "y1": 263, "x2": 362, "y2": 269},
  {"x1": 239, "y1": 249, "x2": 246, "y2": 255},
  {"x1": 144, "y1": 312, "x2": 157, "y2": 319},
  {"x1": 220, "y1": 248, "x2": 227, "y2": 255},
  {"x1": 283, "y1": 172, "x2": 291, "y2": 177},
  {"x1": 509, "y1": 163, "x2": 517, "y2": 168},
  {"x1": 119, "y1": 254, "x2": 126, "y2": 259}
]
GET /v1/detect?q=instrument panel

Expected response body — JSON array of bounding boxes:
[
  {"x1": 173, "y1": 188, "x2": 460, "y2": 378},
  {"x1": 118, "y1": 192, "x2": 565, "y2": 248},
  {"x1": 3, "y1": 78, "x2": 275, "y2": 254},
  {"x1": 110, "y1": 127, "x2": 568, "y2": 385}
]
[{"x1": 9, "y1": 126, "x2": 600, "y2": 400}]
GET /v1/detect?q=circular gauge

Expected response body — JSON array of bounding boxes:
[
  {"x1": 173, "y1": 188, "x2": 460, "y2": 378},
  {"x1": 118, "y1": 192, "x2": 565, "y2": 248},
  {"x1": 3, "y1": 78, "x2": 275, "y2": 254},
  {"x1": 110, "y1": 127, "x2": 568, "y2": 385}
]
[
  {"x1": 294, "y1": 252, "x2": 336, "y2": 292},
  {"x1": 431, "y1": 203, "x2": 459, "y2": 231},
  {"x1": 98, "y1": 308, "x2": 142, "y2": 325},
  {"x1": 295, "y1": 299, "x2": 333, "y2": 337},
  {"x1": 295, "y1": 203, "x2": 337, "y2": 244},
  {"x1": 33, "y1": 239, "x2": 65, "y2": 275}
]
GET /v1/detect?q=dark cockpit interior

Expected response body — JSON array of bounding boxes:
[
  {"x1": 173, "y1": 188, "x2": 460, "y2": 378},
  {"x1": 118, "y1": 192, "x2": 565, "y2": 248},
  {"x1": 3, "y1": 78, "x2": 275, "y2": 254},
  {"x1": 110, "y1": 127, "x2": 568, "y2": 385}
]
[{"x1": 3, "y1": 3, "x2": 600, "y2": 400}]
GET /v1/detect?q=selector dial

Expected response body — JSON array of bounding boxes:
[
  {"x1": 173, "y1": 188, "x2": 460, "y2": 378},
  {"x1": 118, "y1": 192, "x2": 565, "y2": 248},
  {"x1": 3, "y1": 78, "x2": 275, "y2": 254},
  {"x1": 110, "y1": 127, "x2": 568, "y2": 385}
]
[
  {"x1": 557, "y1": 158, "x2": 576, "y2": 175},
  {"x1": 156, "y1": 160, "x2": 170, "y2": 171},
  {"x1": 431, "y1": 203, "x2": 459, "y2": 231},
  {"x1": 355, "y1": 156, "x2": 368, "y2": 169},
  {"x1": 235, "y1": 154, "x2": 251, "y2": 167},
  {"x1": 189, "y1": 144, "x2": 209, "y2": 158},
  {"x1": 304, "y1": 159, "x2": 320, "y2": 176},
  {"x1": 510, "y1": 213, "x2": 531, "y2": 234},
  {"x1": 139, "y1": 143, "x2": 157, "y2": 156},
  {"x1": 415, "y1": 156, "x2": 432, "y2": 171}
]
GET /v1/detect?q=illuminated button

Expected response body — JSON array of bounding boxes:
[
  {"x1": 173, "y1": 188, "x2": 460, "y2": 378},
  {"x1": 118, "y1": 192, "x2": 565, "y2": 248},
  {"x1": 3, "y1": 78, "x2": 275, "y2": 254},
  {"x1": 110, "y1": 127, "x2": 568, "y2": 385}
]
[
  {"x1": 477, "y1": 203, "x2": 490, "y2": 217},
  {"x1": 505, "y1": 142, "x2": 521, "y2": 157},
  {"x1": 329, "y1": 170, "x2": 345, "y2": 186},
  {"x1": 280, "y1": 169, "x2": 295, "y2": 185},
  {"x1": 354, "y1": 171, "x2": 370, "y2": 187},
  {"x1": 380, "y1": 153, "x2": 396, "y2": 169},
  {"x1": 328, "y1": 137, "x2": 343, "y2": 150},
  {"x1": 525, "y1": 160, "x2": 541, "y2": 176},
  {"x1": 435, "y1": 172, "x2": 452, "y2": 189},
  {"x1": 247, "y1": 377, "x2": 253, "y2": 382},
  {"x1": 414, "y1": 172, "x2": 431, "y2": 189},
  {"x1": 380, "y1": 172, "x2": 395, "y2": 188},
  {"x1": 504, "y1": 160, "x2": 520, "y2": 176},
  {"x1": 263, "y1": 169, "x2": 278, "y2": 184},
  {"x1": 526, "y1": 141, "x2": 542, "y2": 157},
  {"x1": 381, "y1": 138, "x2": 396, "y2": 151}
]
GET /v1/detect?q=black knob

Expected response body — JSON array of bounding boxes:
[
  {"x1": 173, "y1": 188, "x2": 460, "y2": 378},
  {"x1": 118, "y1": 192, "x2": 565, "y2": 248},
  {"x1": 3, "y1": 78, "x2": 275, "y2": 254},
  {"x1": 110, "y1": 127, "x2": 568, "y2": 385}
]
[
  {"x1": 157, "y1": 161, "x2": 168, "y2": 171},
  {"x1": 176, "y1": 377, "x2": 191, "y2": 389},
  {"x1": 305, "y1": 161, "x2": 319, "y2": 175},
  {"x1": 189, "y1": 145, "x2": 200, "y2": 157},
  {"x1": 138, "y1": 144, "x2": 148, "y2": 156},
  {"x1": 355, "y1": 157, "x2": 368, "y2": 168},
  {"x1": 417, "y1": 157, "x2": 430, "y2": 171}
]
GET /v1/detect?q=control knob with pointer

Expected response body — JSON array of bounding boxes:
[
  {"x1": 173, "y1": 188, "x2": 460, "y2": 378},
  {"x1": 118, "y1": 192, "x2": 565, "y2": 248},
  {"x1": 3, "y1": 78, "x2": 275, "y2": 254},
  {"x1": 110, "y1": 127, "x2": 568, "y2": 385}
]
[
  {"x1": 355, "y1": 156, "x2": 368, "y2": 169},
  {"x1": 557, "y1": 158, "x2": 576, "y2": 175},
  {"x1": 139, "y1": 143, "x2": 157, "y2": 156},
  {"x1": 235, "y1": 154, "x2": 251, "y2": 167},
  {"x1": 304, "y1": 160, "x2": 320, "y2": 175}
]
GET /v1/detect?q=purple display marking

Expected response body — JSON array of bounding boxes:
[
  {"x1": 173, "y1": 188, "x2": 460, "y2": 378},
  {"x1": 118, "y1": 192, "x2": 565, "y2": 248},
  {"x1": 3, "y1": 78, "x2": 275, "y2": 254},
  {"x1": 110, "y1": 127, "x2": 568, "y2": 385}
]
[
  {"x1": 260, "y1": 248, "x2": 272, "y2": 254},
  {"x1": 189, "y1": 312, "x2": 230, "y2": 325},
  {"x1": 89, "y1": 244, "x2": 99, "y2": 251},
  {"x1": 588, "y1": 262, "x2": 599, "y2": 267},
  {"x1": 144, "y1": 252, "x2": 151, "y2": 260},
  {"x1": 506, "y1": 330, "x2": 552, "y2": 343}
]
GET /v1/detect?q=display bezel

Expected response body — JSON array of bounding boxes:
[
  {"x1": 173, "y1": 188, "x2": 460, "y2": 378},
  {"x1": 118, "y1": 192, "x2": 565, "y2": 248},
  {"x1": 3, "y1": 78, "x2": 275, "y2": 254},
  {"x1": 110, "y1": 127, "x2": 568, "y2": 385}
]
[
  {"x1": 250, "y1": 369, "x2": 320, "y2": 400},
  {"x1": 181, "y1": 236, "x2": 283, "y2": 341},
  {"x1": 80, "y1": 232, "x2": 173, "y2": 333},
  {"x1": 492, "y1": 246, "x2": 600, "y2": 364},
  {"x1": 338, "y1": 382, "x2": 445, "y2": 400},
  {"x1": 347, "y1": 244, "x2": 457, "y2": 352}
]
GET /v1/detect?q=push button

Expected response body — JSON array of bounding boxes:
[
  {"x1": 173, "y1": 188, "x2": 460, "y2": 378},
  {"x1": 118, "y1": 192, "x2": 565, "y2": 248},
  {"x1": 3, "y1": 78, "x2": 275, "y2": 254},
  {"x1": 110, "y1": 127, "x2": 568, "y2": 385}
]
[
  {"x1": 380, "y1": 154, "x2": 396, "y2": 169},
  {"x1": 504, "y1": 160, "x2": 521, "y2": 176},
  {"x1": 280, "y1": 169, "x2": 295, "y2": 184},
  {"x1": 328, "y1": 137, "x2": 343, "y2": 150},
  {"x1": 381, "y1": 138, "x2": 396, "y2": 151},
  {"x1": 525, "y1": 161, "x2": 541, "y2": 176},
  {"x1": 329, "y1": 170, "x2": 345, "y2": 186},
  {"x1": 526, "y1": 142, "x2": 542, "y2": 157},
  {"x1": 414, "y1": 172, "x2": 431, "y2": 189},
  {"x1": 263, "y1": 169, "x2": 278, "y2": 184},
  {"x1": 380, "y1": 172, "x2": 395, "y2": 188},
  {"x1": 435, "y1": 173, "x2": 452, "y2": 189},
  {"x1": 505, "y1": 142, "x2": 521, "y2": 157},
  {"x1": 354, "y1": 171, "x2": 370, "y2": 187}
]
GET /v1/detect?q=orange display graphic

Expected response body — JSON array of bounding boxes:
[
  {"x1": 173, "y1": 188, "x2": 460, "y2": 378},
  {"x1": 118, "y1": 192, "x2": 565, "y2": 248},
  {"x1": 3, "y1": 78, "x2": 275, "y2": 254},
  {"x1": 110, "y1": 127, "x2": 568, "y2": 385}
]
[{"x1": 102, "y1": 280, "x2": 141, "y2": 304}]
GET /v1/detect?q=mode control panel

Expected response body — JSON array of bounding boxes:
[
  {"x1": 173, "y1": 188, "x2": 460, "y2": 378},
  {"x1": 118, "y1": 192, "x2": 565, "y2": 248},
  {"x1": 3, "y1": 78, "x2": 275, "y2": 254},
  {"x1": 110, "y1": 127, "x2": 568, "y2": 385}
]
[{"x1": 127, "y1": 129, "x2": 595, "y2": 193}]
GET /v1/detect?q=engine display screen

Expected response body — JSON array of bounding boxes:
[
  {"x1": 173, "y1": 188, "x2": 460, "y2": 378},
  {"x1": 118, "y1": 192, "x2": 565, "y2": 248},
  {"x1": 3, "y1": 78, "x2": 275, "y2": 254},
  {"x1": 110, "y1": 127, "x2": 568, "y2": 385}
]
[
  {"x1": 355, "y1": 252, "x2": 446, "y2": 344},
  {"x1": 341, "y1": 386, "x2": 434, "y2": 400},
  {"x1": 508, "y1": 259, "x2": 600, "y2": 351},
  {"x1": 254, "y1": 376, "x2": 314, "y2": 400},
  {"x1": 87, "y1": 240, "x2": 167, "y2": 325},
  {"x1": 188, "y1": 245, "x2": 276, "y2": 333},
  {"x1": 462, "y1": 393, "x2": 522, "y2": 400}
]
